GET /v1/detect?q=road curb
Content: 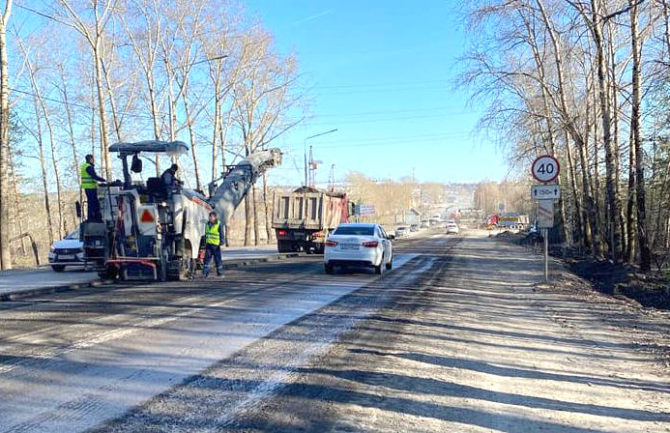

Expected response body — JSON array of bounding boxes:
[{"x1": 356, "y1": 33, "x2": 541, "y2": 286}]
[
  {"x1": 0, "y1": 252, "x2": 301, "y2": 302},
  {"x1": 0, "y1": 279, "x2": 108, "y2": 302}
]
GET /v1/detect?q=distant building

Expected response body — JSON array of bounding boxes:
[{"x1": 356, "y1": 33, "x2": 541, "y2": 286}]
[{"x1": 395, "y1": 208, "x2": 421, "y2": 226}]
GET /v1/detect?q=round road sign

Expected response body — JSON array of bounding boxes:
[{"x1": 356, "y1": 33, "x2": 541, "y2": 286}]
[{"x1": 531, "y1": 155, "x2": 560, "y2": 183}]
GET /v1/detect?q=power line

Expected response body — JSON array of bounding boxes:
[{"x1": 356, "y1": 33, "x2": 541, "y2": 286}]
[
  {"x1": 311, "y1": 79, "x2": 449, "y2": 90},
  {"x1": 310, "y1": 83, "x2": 450, "y2": 96},
  {"x1": 281, "y1": 133, "x2": 473, "y2": 153},
  {"x1": 285, "y1": 131, "x2": 472, "y2": 146},
  {"x1": 312, "y1": 106, "x2": 471, "y2": 118},
  {"x1": 315, "y1": 136, "x2": 470, "y2": 150},
  {"x1": 10, "y1": 87, "x2": 163, "y2": 120},
  {"x1": 306, "y1": 112, "x2": 463, "y2": 126}
]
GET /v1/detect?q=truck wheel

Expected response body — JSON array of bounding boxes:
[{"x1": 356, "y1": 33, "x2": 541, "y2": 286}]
[
  {"x1": 98, "y1": 266, "x2": 118, "y2": 280},
  {"x1": 325, "y1": 263, "x2": 334, "y2": 274},
  {"x1": 51, "y1": 265, "x2": 65, "y2": 272},
  {"x1": 278, "y1": 241, "x2": 291, "y2": 253}
]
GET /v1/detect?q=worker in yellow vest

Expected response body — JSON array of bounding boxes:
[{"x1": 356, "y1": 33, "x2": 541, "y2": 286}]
[
  {"x1": 203, "y1": 211, "x2": 225, "y2": 277},
  {"x1": 80, "y1": 154, "x2": 107, "y2": 221}
]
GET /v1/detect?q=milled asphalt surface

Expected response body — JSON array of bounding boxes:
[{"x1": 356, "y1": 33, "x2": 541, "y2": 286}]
[
  {"x1": 0, "y1": 246, "x2": 283, "y2": 299},
  {"x1": 2, "y1": 231, "x2": 670, "y2": 432},
  {"x1": 0, "y1": 235, "x2": 424, "y2": 433}
]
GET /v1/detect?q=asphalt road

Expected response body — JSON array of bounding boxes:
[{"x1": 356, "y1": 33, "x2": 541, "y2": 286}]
[
  {"x1": 0, "y1": 246, "x2": 281, "y2": 298},
  {"x1": 1, "y1": 231, "x2": 669, "y2": 433},
  {"x1": 0, "y1": 234, "x2": 428, "y2": 433}
]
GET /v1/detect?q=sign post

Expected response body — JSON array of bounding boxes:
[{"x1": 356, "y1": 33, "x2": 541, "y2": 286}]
[
  {"x1": 531, "y1": 155, "x2": 560, "y2": 283},
  {"x1": 536, "y1": 200, "x2": 554, "y2": 282}
]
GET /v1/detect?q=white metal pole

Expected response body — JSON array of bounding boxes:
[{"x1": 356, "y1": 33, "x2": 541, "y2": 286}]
[{"x1": 544, "y1": 228, "x2": 549, "y2": 282}]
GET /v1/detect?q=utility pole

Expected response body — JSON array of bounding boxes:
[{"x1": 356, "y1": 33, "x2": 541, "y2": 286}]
[
  {"x1": 308, "y1": 145, "x2": 315, "y2": 187},
  {"x1": 328, "y1": 164, "x2": 335, "y2": 192},
  {"x1": 308, "y1": 146, "x2": 323, "y2": 188}
]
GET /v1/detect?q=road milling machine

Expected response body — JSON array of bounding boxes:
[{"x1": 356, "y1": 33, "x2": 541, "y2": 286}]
[{"x1": 80, "y1": 140, "x2": 282, "y2": 281}]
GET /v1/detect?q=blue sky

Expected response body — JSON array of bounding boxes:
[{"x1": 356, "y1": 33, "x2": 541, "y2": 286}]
[{"x1": 245, "y1": 0, "x2": 509, "y2": 185}]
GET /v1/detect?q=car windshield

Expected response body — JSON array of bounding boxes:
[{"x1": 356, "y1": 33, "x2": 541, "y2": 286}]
[
  {"x1": 64, "y1": 230, "x2": 80, "y2": 240},
  {"x1": 334, "y1": 226, "x2": 374, "y2": 236}
]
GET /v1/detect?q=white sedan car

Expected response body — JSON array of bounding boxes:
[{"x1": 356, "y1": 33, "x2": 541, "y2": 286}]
[
  {"x1": 324, "y1": 223, "x2": 393, "y2": 275},
  {"x1": 446, "y1": 222, "x2": 460, "y2": 234},
  {"x1": 48, "y1": 228, "x2": 87, "y2": 272}
]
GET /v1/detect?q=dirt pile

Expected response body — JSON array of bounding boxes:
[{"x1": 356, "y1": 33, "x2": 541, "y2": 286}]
[
  {"x1": 567, "y1": 257, "x2": 670, "y2": 309},
  {"x1": 496, "y1": 233, "x2": 670, "y2": 310}
]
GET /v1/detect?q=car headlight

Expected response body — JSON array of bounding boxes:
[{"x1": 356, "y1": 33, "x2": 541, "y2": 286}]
[{"x1": 50, "y1": 245, "x2": 55, "y2": 253}]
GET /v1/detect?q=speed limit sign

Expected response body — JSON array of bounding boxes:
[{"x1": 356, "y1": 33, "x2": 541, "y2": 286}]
[{"x1": 531, "y1": 155, "x2": 560, "y2": 183}]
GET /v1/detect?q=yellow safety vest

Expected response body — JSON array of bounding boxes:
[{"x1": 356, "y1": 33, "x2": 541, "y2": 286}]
[
  {"x1": 80, "y1": 162, "x2": 97, "y2": 190},
  {"x1": 205, "y1": 222, "x2": 221, "y2": 246}
]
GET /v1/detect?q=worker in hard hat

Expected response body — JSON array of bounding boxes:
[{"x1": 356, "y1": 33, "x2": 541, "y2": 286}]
[
  {"x1": 203, "y1": 211, "x2": 224, "y2": 277},
  {"x1": 80, "y1": 154, "x2": 107, "y2": 221}
]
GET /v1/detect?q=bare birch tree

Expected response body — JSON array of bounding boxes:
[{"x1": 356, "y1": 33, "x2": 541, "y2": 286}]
[{"x1": 0, "y1": 0, "x2": 12, "y2": 269}]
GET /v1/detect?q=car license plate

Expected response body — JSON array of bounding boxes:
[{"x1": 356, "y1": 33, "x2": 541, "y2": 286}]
[
  {"x1": 340, "y1": 243, "x2": 359, "y2": 250},
  {"x1": 58, "y1": 254, "x2": 75, "y2": 260}
]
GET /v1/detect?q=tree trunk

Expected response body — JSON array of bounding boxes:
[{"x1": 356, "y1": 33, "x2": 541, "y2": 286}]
[
  {"x1": 630, "y1": 0, "x2": 651, "y2": 271},
  {"x1": 45, "y1": 114, "x2": 64, "y2": 239},
  {"x1": 607, "y1": 18, "x2": 627, "y2": 257},
  {"x1": 21, "y1": 37, "x2": 64, "y2": 240},
  {"x1": 263, "y1": 172, "x2": 272, "y2": 243},
  {"x1": 244, "y1": 194, "x2": 251, "y2": 246},
  {"x1": 626, "y1": 126, "x2": 636, "y2": 262},
  {"x1": 591, "y1": 0, "x2": 622, "y2": 260},
  {"x1": 252, "y1": 185, "x2": 259, "y2": 246},
  {"x1": 8, "y1": 141, "x2": 25, "y2": 255},
  {"x1": 36, "y1": 111, "x2": 54, "y2": 246},
  {"x1": 211, "y1": 82, "x2": 220, "y2": 183},
  {"x1": 564, "y1": 133, "x2": 584, "y2": 246},
  {"x1": 182, "y1": 83, "x2": 202, "y2": 191},
  {"x1": 93, "y1": 42, "x2": 111, "y2": 178},
  {"x1": 90, "y1": 76, "x2": 96, "y2": 158},
  {"x1": 220, "y1": 109, "x2": 232, "y2": 175},
  {"x1": 148, "y1": 81, "x2": 161, "y2": 177},
  {"x1": 101, "y1": 59, "x2": 123, "y2": 143},
  {"x1": 60, "y1": 65, "x2": 82, "y2": 208},
  {"x1": 521, "y1": 9, "x2": 568, "y2": 243},
  {"x1": 589, "y1": 82, "x2": 604, "y2": 256},
  {"x1": 0, "y1": 2, "x2": 11, "y2": 269}
]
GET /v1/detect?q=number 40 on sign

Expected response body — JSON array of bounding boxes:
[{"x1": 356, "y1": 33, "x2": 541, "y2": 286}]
[{"x1": 531, "y1": 155, "x2": 560, "y2": 183}]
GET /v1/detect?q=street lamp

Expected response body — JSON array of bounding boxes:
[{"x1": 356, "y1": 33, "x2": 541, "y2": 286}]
[{"x1": 304, "y1": 129, "x2": 338, "y2": 187}]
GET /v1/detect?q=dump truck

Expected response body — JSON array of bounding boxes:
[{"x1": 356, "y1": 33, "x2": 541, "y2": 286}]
[
  {"x1": 271, "y1": 186, "x2": 354, "y2": 254},
  {"x1": 81, "y1": 140, "x2": 281, "y2": 281}
]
